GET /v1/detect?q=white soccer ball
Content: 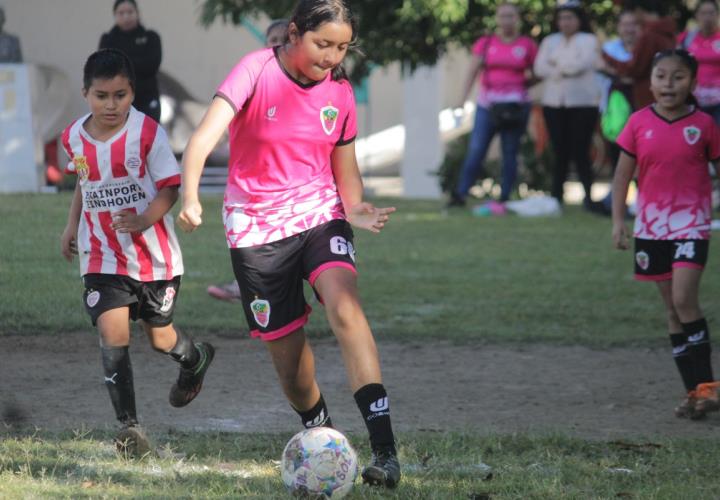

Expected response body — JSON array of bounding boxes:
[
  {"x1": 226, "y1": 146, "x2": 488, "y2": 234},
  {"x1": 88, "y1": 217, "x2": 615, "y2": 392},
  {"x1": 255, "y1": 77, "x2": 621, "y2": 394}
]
[{"x1": 281, "y1": 427, "x2": 358, "y2": 498}]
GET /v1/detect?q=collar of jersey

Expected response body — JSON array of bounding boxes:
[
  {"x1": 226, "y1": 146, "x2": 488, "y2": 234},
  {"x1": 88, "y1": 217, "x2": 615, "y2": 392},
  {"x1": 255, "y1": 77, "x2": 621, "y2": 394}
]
[
  {"x1": 79, "y1": 108, "x2": 133, "y2": 145},
  {"x1": 650, "y1": 104, "x2": 697, "y2": 125},
  {"x1": 273, "y1": 46, "x2": 327, "y2": 90}
]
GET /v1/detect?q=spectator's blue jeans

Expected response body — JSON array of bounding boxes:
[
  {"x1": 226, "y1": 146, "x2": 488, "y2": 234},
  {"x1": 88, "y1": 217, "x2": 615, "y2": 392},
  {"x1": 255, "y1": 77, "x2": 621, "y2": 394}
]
[{"x1": 455, "y1": 103, "x2": 531, "y2": 202}]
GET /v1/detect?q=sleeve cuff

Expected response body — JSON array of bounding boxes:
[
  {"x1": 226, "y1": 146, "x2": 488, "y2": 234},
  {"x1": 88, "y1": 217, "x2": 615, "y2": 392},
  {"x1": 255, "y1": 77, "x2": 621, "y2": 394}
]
[
  {"x1": 336, "y1": 135, "x2": 356, "y2": 147},
  {"x1": 215, "y1": 92, "x2": 238, "y2": 115},
  {"x1": 617, "y1": 145, "x2": 636, "y2": 158},
  {"x1": 156, "y1": 174, "x2": 181, "y2": 189}
]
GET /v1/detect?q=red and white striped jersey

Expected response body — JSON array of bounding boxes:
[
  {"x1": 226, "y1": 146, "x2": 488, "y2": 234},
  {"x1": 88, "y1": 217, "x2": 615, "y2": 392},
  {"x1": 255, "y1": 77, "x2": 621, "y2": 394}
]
[{"x1": 62, "y1": 107, "x2": 183, "y2": 281}]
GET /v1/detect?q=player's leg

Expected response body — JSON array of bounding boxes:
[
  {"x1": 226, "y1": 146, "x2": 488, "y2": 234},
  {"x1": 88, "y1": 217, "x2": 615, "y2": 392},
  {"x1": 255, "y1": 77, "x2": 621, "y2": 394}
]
[
  {"x1": 230, "y1": 238, "x2": 331, "y2": 429},
  {"x1": 137, "y1": 276, "x2": 214, "y2": 408},
  {"x1": 672, "y1": 259, "x2": 718, "y2": 415},
  {"x1": 97, "y1": 308, "x2": 136, "y2": 426},
  {"x1": 264, "y1": 328, "x2": 331, "y2": 428},
  {"x1": 313, "y1": 268, "x2": 400, "y2": 488}
]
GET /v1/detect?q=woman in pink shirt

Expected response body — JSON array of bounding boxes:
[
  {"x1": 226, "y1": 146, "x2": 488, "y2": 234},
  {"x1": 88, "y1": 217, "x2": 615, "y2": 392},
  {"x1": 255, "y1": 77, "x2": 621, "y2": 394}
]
[
  {"x1": 178, "y1": 0, "x2": 400, "y2": 489},
  {"x1": 450, "y1": 2, "x2": 537, "y2": 206},
  {"x1": 680, "y1": 0, "x2": 720, "y2": 123},
  {"x1": 612, "y1": 49, "x2": 720, "y2": 419}
]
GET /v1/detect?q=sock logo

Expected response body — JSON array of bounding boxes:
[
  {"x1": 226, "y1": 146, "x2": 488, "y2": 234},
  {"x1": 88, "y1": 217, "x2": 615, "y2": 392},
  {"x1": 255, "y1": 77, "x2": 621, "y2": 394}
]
[
  {"x1": 104, "y1": 372, "x2": 118, "y2": 385},
  {"x1": 688, "y1": 331, "x2": 706, "y2": 343},
  {"x1": 672, "y1": 344, "x2": 688, "y2": 355},
  {"x1": 305, "y1": 409, "x2": 328, "y2": 428},
  {"x1": 370, "y1": 397, "x2": 389, "y2": 413}
]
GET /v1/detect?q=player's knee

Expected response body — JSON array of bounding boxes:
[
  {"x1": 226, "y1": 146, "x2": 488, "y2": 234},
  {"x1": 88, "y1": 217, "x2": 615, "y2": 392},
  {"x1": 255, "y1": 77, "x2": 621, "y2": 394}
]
[
  {"x1": 326, "y1": 294, "x2": 361, "y2": 329},
  {"x1": 672, "y1": 292, "x2": 699, "y2": 318}
]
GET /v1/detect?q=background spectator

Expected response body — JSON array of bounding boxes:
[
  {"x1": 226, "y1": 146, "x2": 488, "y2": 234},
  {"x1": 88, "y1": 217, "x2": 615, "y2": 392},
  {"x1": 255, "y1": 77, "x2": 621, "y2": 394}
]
[
  {"x1": 449, "y1": 2, "x2": 537, "y2": 207},
  {"x1": 679, "y1": 0, "x2": 720, "y2": 122},
  {"x1": 0, "y1": 6, "x2": 22, "y2": 63},
  {"x1": 100, "y1": 0, "x2": 162, "y2": 122},
  {"x1": 534, "y1": 0, "x2": 601, "y2": 210}
]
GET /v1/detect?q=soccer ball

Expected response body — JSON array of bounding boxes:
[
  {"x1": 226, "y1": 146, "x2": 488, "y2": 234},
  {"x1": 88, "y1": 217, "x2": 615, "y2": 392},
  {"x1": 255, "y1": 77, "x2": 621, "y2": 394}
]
[{"x1": 281, "y1": 427, "x2": 358, "y2": 498}]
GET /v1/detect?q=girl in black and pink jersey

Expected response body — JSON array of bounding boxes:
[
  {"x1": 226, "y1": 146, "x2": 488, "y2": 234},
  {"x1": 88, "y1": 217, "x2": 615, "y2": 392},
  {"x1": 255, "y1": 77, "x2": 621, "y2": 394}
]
[{"x1": 612, "y1": 49, "x2": 720, "y2": 419}]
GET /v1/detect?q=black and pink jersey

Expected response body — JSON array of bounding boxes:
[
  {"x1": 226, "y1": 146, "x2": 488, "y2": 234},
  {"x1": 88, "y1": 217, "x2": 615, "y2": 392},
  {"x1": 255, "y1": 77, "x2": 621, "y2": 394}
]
[
  {"x1": 62, "y1": 107, "x2": 183, "y2": 281},
  {"x1": 617, "y1": 106, "x2": 720, "y2": 240}
]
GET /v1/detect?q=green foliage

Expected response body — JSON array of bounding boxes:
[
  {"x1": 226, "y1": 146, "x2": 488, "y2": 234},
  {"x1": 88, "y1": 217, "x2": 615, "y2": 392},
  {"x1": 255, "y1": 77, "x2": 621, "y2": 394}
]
[
  {"x1": 435, "y1": 131, "x2": 553, "y2": 196},
  {"x1": 198, "y1": 1, "x2": 692, "y2": 81}
]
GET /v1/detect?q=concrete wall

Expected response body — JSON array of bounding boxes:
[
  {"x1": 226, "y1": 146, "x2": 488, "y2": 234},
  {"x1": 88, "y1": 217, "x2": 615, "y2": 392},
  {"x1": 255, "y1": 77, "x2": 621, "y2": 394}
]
[{"x1": 4, "y1": 0, "x2": 473, "y2": 137}]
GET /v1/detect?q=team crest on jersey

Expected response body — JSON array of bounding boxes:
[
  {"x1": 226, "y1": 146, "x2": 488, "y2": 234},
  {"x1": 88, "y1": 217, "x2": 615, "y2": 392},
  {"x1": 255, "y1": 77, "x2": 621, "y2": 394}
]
[
  {"x1": 73, "y1": 156, "x2": 90, "y2": 182},
  {"x1": 160, "y1": 286, "x2": 176, "y2": 313},
  {"x1": 320, "y1": 104, "x2": 339, "y2": 135},
  {"x1": 636, "y1": 251, "x2": 650, "y2": 271},
  {"x1": 250, "y1": 298, "x2": 271, "y2": 328},
  {"x1": 512, "y1": 46, "x2": 526, "y2": 59},
  {"x1": 683, "y1": 126, "x2": 701, "y2": 145}
]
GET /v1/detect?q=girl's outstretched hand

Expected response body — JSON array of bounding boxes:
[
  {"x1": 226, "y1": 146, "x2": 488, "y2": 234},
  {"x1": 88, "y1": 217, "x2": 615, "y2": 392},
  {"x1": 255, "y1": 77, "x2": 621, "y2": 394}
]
[
  {"x1": 177, "y1": 200, "x2": 203, "y2": 233},
  {"x1": 613, "y1": 222, "x2": 630, "y2": 250},
  {"x1": 346, "y1": 202, "x2": 396, "y2": 233}
]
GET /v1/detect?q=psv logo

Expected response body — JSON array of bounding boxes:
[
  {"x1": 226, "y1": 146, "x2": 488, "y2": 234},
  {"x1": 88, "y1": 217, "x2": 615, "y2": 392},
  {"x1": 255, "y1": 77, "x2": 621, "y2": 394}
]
[
  {"x1": 683, "y1": 126, "x2": 701, "y2": 145},
  {"x1": 73, "y1": 155, "x2": 90, "y2": 182},
  {"x1": 320, "y1": 104, "x2": 339, "y2": 135}
]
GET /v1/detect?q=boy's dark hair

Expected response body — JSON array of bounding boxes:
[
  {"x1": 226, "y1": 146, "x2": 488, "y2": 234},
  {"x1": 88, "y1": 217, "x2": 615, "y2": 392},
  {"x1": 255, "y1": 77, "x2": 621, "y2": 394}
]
[
  {"x1": 113, "y1": 0, "x2": 137, "y2": 12},
  {"x1": 652, "y1": 49, "x2": 699, "y2": 105},
  {"x1": 289, "y1": 0, "x2": 357, "y2": 81},
  {"x1": 552, "y1": 1, "x2": 593, "y2": 34},
  {"x1": 83, "y1": 49, "x2": 136, "y2": 91}
]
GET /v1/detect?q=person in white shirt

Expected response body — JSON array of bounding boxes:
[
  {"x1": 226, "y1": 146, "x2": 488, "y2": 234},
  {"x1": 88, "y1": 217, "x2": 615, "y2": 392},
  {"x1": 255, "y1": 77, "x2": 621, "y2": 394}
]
[{"x1": 534, "y1": 0, "x2": 601, "y2": 210}]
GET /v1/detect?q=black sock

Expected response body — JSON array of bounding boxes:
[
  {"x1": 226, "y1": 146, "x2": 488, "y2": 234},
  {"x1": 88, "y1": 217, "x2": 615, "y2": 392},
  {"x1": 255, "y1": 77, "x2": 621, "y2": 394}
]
[
  {"x1": 682, "y1": 318, "x2": 714, "y2": 384},
  {"x1": 670, "y1": 333, "x2": 696, "y2": 391},
  {"x1": 293, "y1": 394, "x2": 333, "y2": 429},
  {"x1": 354, "y1": 383, "x2": 396, "y2": 453},
  {"x1": 101, "y1": 346, "x2": 137, "y2": 426},
  {"x1": 168, "y1": 330, "x2": 200, "y2": 369}
]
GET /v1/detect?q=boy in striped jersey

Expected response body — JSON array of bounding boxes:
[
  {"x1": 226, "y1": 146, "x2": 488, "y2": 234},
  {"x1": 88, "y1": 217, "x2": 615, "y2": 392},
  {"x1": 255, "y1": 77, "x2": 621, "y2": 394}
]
[{"x1": 60, "y1": 49, "x2": 214, "y2": 456}]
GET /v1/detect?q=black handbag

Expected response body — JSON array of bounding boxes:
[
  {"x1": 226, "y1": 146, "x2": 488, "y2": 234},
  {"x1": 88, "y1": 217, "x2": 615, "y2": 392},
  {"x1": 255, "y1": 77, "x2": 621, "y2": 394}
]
[{"x1": 481, "y1": 35, "x2": 526, "y2": 129}]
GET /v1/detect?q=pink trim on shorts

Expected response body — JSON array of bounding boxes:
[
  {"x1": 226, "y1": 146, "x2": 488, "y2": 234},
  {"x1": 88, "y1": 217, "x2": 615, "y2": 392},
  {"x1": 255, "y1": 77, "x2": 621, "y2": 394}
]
[
  {"x1": 673, "y1": 262, "x2": 704, "y2": 270},
  {"x1": 308, "y1": 261, "x2": 357, "y2": 287},
  {"x1": 634, "y1": 272, "x2": 673, "y2": 282},
  {"x1": 250, "y1": 305, "x2": 312, "y2": 342}
]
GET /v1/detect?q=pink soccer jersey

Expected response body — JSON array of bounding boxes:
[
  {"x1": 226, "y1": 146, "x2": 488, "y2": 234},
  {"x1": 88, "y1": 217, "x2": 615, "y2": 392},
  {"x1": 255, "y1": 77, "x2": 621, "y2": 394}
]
[
  {"x1": 680, "y1": 31, "x2": 720, "y2": 107},
  {"x1": 62, "y1": 107, "x2": 183, "y2": 281},
  {"x1": 472, "y1": 35, "x2": 537, "y2": 107},
  {"x1": 216, "y1": 47, "x2": 357, "y2": 248},
  {"x1": 616, "y1": 106, "x2": 720, "y2": 240}
]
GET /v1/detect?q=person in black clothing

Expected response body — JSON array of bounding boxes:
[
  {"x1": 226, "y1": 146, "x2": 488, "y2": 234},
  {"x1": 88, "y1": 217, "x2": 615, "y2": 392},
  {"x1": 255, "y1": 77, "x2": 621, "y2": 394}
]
[{"x1": 100, "y1": 0, "x2": 162, "y2": 122}]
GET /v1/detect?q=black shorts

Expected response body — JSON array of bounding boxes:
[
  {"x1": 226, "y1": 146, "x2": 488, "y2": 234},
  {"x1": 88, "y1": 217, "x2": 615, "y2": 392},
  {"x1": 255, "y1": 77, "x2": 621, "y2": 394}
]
[
  {"x1": 634, "y1": 238, "x2": 709, "y2": 281},
  {"x1": 230, "y1": 219, "x2": 357, "y2": 342},
  {"x1": 82, "y1": 274, "x2": 182, "y2": 326}
]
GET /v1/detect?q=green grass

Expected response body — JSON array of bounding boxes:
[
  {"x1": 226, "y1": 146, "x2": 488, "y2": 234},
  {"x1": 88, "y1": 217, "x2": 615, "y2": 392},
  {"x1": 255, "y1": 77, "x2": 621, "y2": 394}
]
[
  {"x1": 2, "y1": 193, "x2": 719, "y2": 346},
  {"x1": 1, "y1": 429, "x2": 718, "y2": 499}
]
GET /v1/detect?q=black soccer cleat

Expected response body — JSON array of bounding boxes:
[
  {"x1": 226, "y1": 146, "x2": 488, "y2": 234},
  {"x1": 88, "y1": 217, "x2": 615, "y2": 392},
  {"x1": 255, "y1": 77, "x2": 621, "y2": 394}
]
[
  {"x1": 169, "y1": 343, "x2": 215, "y2": 408},
  {"x1": 361, "y1": 447, "x2": 401, "y2": 489}
]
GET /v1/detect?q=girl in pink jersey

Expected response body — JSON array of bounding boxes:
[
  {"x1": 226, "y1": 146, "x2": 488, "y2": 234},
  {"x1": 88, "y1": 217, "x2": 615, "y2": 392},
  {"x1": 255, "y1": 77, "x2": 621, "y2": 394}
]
[
  {"x1": 612, "y1": 49, "x2": 720, "y2": 419},
  {"x1": 178, "y1": 0, "x2": 400, "y2": 489},
  {"x1": 680, "y1": 0, "x2": 720, "y2": 123},
  {"x1": 61, "y1": 49, "x2": 214, "y2": 456}
]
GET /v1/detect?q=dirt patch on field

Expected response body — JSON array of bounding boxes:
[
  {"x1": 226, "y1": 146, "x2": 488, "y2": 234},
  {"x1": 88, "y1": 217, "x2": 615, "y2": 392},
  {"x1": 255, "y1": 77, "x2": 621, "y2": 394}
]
[{"x1": 2, "y1": 333, "x2": 719, "y2": 439}]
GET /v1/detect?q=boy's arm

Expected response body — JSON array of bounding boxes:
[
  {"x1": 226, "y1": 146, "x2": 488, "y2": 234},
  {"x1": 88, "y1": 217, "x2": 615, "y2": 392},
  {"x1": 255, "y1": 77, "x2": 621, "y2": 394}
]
[
  {"x1": 111, "y1": 186, "x2": 179, "y2": 233},
  {"x1": 331, "y1": 142, "x2": 395, "y2": 233},
  {"x1": 61, "y1": 181, "x2": 82, "y2": 262}
]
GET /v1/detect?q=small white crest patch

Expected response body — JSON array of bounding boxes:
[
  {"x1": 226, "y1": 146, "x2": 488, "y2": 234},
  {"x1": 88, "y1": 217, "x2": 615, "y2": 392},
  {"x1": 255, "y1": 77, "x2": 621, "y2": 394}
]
[
  {"x1": 250, "y1": 299, "x2": 271, "y2": 328},
  {"x1": 320, "y1": 105, "x2": 339, "y2": 135},
  {"x1": 636, "y1": 251, "x2": 650, "y2": 271},
  {"x1": 86, "y1": 290, "x2": 101, "y2": 308},
  {"x1": 160, "y1": 286, "x2": 176, "y2": 313},
  {"x1": 683, "y1": 126, "x2": 701, "y2": 145}
]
